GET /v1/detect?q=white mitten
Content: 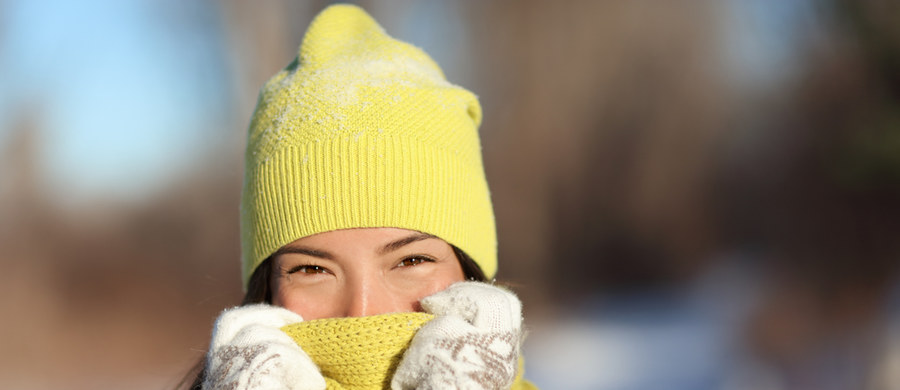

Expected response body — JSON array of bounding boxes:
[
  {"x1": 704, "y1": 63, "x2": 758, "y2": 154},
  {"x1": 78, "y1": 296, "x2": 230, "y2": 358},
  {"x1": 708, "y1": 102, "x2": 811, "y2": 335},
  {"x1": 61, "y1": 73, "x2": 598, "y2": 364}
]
[
  {"x1": 391, "y1": 281, "x2": 524, "y2": 390},
  {"x1": 202, "y1": 304, "x2": 327, "y2": 390}
]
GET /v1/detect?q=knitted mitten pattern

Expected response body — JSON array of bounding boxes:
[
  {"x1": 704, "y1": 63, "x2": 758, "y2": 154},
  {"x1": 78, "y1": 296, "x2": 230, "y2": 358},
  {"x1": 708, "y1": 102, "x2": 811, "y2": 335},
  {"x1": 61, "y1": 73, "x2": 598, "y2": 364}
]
[
  {"x1": 203, "y1": 304, "x2": 326, "y2": 390},
  {"x1": 391, "y1": 281, "x2": 524, "y2": 390}
]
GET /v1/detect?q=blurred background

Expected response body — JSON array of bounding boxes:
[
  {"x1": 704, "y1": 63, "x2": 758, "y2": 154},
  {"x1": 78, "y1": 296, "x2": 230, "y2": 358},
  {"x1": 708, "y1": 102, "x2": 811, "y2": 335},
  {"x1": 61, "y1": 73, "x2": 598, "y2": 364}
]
[{"x1": 1, "y1": 0, "x2": 899, "y2": 389}]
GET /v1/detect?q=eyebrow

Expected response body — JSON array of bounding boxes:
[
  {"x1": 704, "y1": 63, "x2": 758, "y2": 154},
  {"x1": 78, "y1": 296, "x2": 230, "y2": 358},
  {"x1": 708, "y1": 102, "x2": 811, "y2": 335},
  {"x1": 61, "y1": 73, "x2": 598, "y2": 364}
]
[
  {"x1": 274, "y1": 246, "x2": 334, "y2": 260},
  {"x1": 378, "y1": 232, "x2": 438, "y2": 255},
  {"x1": 273, "y1": 232, "x2": 438, "y2": 259}
]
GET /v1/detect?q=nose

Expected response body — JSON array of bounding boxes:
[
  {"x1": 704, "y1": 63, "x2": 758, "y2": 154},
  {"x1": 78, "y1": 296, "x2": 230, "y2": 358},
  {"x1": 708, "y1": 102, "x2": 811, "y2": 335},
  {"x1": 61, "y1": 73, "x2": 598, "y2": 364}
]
[{"x1": 343, "y1": 275, "x2": 402, "y2": 317}]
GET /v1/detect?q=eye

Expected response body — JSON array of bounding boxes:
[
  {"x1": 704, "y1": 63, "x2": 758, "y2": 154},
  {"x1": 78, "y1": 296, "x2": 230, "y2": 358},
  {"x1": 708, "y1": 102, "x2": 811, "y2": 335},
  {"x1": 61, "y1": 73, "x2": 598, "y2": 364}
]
[
  {"x1": 287, "y1": 265, "x2": 330, "y2": 275},
  {"x1": 397, "y1": 255, "x2": 435, "y2": 268}
]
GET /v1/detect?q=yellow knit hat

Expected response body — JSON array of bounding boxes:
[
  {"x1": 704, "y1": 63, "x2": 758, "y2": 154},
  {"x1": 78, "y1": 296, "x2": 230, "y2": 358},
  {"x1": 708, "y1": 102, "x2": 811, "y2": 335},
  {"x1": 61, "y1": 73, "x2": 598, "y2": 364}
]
[{"x1": 240, "y1": 4, "x2": 496, "y2": 287}]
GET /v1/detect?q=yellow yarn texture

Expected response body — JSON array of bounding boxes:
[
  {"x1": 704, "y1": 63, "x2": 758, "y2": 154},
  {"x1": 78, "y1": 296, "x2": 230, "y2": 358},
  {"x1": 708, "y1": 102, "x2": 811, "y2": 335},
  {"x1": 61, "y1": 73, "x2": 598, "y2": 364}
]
[
  {"x1": 281, "y1": 312, "x2": 536, "y2": 390},
  {"x1": 240, "y1": 3, "x2": 496, "y2": 286},
  {"x1": 282, "y1": 312, "x2": 431, "y2": 389}
]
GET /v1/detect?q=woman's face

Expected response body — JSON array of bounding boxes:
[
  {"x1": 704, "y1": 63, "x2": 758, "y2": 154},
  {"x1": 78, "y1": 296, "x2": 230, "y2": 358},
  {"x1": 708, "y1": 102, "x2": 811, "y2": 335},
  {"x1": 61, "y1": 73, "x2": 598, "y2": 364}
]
[{"x1": 270, "y1": 227, "x2": 465, "y2": 320}]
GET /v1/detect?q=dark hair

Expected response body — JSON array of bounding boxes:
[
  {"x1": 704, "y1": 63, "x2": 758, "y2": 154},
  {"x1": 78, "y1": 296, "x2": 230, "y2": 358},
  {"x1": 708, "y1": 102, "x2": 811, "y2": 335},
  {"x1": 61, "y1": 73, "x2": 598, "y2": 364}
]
[{"x1": 180, "y1": 245, "x2": 486, "y2": 389}]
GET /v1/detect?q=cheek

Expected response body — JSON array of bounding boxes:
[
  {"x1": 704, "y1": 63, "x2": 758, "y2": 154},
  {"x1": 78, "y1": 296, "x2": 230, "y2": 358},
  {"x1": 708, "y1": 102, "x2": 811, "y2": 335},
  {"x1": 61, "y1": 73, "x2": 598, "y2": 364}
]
[{"x1": 272, "y1": 285, "x2": 338, "y2": 321}]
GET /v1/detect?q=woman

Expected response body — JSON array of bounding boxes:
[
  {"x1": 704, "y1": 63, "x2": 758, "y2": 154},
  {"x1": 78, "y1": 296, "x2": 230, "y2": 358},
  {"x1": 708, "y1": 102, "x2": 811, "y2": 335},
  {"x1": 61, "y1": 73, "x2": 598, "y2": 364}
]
[{"x1": 190, "y1": 4, "x2": 534, "y2": 389}]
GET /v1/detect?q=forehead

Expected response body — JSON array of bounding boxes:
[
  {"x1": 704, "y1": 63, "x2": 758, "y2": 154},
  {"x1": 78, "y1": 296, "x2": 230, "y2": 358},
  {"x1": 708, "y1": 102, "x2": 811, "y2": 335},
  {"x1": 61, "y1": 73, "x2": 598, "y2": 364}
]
[
  {"x1": 276, "y1": 228, "x2": 452, "y2": 259},
  {"x1": 289, "y1": 227, "x2": 435, "y2": 246}
]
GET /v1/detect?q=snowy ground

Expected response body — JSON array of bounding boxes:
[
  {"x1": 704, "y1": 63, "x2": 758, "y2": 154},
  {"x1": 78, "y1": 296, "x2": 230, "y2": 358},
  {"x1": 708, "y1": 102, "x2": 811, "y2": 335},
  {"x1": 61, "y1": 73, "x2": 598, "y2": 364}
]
[{"x1": 522, "y1": 259, "x2": 779, "y2": 390}]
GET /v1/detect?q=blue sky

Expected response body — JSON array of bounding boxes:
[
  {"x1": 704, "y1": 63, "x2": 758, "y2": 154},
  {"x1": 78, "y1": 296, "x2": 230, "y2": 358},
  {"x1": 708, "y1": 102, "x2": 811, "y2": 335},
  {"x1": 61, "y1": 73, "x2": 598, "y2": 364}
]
[
  {"x1": 722, "y1": 0, "x2": 823, "y2": 90},
  {"x1": 0, "y1": 0, "x2": 230, "y2": 204}
]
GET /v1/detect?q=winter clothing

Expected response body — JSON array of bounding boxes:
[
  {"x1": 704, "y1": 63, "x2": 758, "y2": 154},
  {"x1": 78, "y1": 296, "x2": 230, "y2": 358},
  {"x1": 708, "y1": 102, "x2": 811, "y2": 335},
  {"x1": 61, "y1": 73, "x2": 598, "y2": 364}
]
[
  {"x1": 204, "y1": 282, "x2": 536, "y2": 390},
  {"x1": 390, "y1": 282, "x2": 531, "y2": 390},
  {"x1": 283, "y1": 312, "x2": 433, "y2": 389},
  {"x1": 211, "y1": 3, "x2": 533, "y2": 389},
  {"x1": 240, "y1": 3, "x2": 496, "y2": 287},
  {"x1": 202, "y1": 305, "x2": 326, "y2": 390}
]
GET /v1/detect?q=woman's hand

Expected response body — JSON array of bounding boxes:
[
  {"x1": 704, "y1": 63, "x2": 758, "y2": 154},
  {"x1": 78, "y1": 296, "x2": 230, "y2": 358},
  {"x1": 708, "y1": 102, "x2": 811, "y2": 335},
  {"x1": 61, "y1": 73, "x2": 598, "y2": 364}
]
[
  {"x1": 391, "y1": 281, "x2": 524, "y2": 390},
  {"x1": 202, "y1": 304, "x2": 326, "y2": 390}
]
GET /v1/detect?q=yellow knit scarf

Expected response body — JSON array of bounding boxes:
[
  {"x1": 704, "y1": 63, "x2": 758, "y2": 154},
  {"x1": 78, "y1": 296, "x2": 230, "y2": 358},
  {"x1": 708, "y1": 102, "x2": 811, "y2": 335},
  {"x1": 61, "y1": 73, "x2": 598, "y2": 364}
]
[{"x1": 281, "y1": 312, "x2": 536, "y2": 390}]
